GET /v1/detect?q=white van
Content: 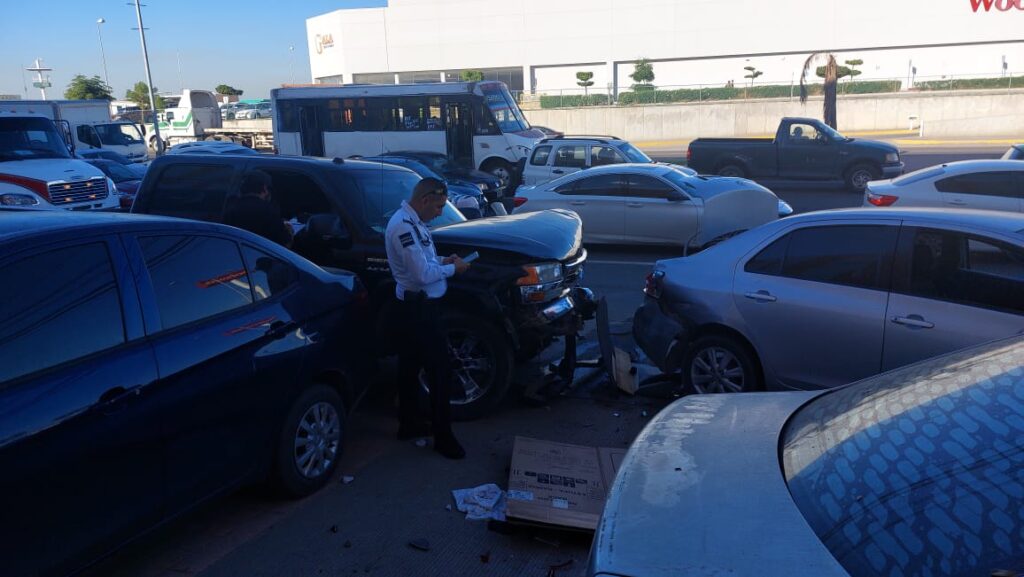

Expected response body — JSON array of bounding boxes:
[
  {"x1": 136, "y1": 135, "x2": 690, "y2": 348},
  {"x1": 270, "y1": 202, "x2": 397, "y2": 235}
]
[{"x1": 13, "y1": 100, "x2": 148, "y2": 162}]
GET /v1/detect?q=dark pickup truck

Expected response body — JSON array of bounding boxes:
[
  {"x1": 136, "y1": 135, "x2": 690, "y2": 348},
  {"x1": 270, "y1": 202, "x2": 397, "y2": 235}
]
[
  {"x1": 131, "y1": 154, "x2": 595, "y2": 420},
  {"x1": 687, "y1": 117, "x2": 904, "y2": 192}
]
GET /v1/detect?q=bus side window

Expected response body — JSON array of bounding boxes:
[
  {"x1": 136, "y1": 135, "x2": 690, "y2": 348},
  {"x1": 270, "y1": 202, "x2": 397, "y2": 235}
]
[
  {"x1": 426, "y1": 97, "x2": 443, "y2": 131},
  {"x1": 473, "y1": 101, "x2": 500, "y2": 136},
  {"x1": 277, "y1": 101, "x2": 299, "y2": 132}
]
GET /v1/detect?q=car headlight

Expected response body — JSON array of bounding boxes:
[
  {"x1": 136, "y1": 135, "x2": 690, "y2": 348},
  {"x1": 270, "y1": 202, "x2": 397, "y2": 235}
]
[
  {"x1": 885, "y1": 152, "x2": 900, "y2": 163},
  {"x1": 0, "y1": 193, "x2": 40, "y2": 206},
  {"x1": 517, "y1": 262, "x2": 562, "y2": 286}
]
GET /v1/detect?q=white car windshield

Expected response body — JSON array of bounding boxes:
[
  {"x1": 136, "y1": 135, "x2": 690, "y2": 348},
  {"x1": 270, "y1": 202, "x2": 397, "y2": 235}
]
[{"x1": 0, "y1": 117, "x2": 72, "y2": 161}]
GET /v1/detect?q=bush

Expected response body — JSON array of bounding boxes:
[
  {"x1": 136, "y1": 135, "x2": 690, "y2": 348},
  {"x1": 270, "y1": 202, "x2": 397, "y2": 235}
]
[
  {"x1": 914, "y1": 75, "x2": 1022, "y2": 91},
  {"x1": 539, "y1": 94, "x2": 614, "y2": 108}
]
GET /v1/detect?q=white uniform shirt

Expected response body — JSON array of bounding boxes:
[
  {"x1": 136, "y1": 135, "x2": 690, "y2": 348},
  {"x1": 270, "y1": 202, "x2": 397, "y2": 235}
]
[{"x1": 385, "y1": 200, "x2": 455, "y2": 300}]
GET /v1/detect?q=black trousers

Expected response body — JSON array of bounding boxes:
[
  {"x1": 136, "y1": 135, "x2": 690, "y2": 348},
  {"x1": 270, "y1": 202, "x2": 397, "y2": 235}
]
[{"x1": 396, "y1": 296, "x2": 453, "y2": 435}]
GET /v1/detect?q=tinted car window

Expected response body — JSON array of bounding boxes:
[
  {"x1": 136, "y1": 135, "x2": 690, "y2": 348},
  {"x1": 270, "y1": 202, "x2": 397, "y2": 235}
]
[
  {"x1": 745, "y1": 235, "x2": 791, "y2": 276},
  {"x1": 780, "y1": 225, "x2": 897, "y2": 290},
  {"x1": 627, "y1": 174, "x2": 676, "y2": 199},
  {"x1": 0, "y1": 243, "x2": 125, "y2": 384},
  {"x1": 934, "y1": 171, "x2": 1019, "y2": 197},
  {"x1": 349, "y1": 167, "x2": 464, "y2": 234},
  {"x1": 562, "y1": 174, "x2": 627, "y2": 197},
  {"x1": 900, "y1": 227, "x2": 1024, "y2": 314},
  {"x1": 530, "y1": 145, "x2": 552, "y2": 166},
  {"x1": 782, "y1": 338, "x2": 1024, "y2": 577},
  {"x1": 590, "y1": 145, "x2": 624, "y2": 167},
  {"x1": 145, "y1": 164, "x2": 234, "y2": 222},
  {"x1": 242, "y1": 246, "x2": 297, "y2": 300},
  {"x1": 553, "y1": 145, "x2": 587, "y2": 168},
  {"x1": 139, "y1": 235, "x2": 253, "y2": 330}
]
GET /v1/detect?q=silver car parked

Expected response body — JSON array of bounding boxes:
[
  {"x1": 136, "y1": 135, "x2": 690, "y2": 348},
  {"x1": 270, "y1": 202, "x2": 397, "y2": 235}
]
[{"x1": 635, "y1": 207, "x2": 1024, "y2": 392}]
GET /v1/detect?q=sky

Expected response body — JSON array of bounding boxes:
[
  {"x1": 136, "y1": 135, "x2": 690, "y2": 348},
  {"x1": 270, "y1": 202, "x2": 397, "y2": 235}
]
[{"x1": 0, "y1": 0, "x2": 387, "y2": 101}]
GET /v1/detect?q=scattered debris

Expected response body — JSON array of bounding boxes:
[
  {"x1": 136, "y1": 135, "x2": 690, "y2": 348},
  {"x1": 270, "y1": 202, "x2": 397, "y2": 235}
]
[
  {"x1": 547, "y1": 559, "x2": 574, "y2": 576},
  {"x1": 641, "y1": 410, "x2": 649, "y2": 418},
  {"x1": 414, "y1": 438, "x2": 428, "y2": 448},
  {"x1": 343, "y1": 540, "x2": 352, "y2": 549},
  {"x1": 612, "y1": 412, "x2": 620, "y2": 417},
  {"x1": 329, "y1": 525, "x2": 339, "y2": 533},
  {"x1": 452, "y1": 483, "x2": 507, "y2": 521},
  {"x1": 408, "y1": 538, "x2": 431, "y2": 552},
  {"x1": 444, "y1": 504, "x2": 453, "y2": 512},
  {"x1": 480, "y1": 551, "x2": 491, "y2": 564},
  {"x1": 341, "y1": 475, "x2": 355, "y2": 484}
]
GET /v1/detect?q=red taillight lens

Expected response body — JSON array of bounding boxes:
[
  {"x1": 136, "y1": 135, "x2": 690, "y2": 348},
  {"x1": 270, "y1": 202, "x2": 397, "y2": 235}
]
[
  {"x1": 513, "y1": 197, "x2": 528, "y2": 208},
  {"x1": 119, "y1": 195, "x2": 135, "y2": 210},
  {"x1": 866, "y1": 193, "x2": 899, "y2": 207},
  {"x1": 644, "y1": 270, "x2": 665, "y2": 299}
]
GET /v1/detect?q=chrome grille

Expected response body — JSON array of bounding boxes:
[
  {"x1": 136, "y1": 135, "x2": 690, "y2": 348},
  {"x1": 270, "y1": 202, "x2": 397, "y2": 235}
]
[
  {"x1": 48, "y1": 178, "x2": 109, "y2": 205},
  {"x1": 562, "y1": 248, "x2": 587, "y2": 285}
]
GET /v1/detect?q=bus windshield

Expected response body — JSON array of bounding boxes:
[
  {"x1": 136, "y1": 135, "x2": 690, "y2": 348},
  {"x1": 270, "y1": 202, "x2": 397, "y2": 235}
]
[
  {"x1": 0, "y1": 117, "x2": 72, "y2": 161},
  {"x1": 478, "y1": 83, "x2": 529, "y2": 133}
]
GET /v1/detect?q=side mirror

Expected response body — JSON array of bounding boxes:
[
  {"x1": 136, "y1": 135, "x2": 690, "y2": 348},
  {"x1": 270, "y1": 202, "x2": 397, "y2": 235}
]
[
  {"x1": 307, "y1": 213, "x2": 352, "y2": 250},
  {"x1": 165, "y1": 112, "x2": 175, "y2": 121}
]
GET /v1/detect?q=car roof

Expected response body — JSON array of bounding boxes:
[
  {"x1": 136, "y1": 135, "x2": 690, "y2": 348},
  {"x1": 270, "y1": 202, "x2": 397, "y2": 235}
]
[
  {"x1": 0, "y1": 211, "x2": 209, "y2": 243},
  {"x1": 538, "y1": 135, "x2": 625, "y2": 144},
  {"x1": 786, "y1": 207, "x2": 1024, "y2": 234},
  {"x1": 154, "y1": 153, "x2": 418, "y2": 174},
  {"x1": 932, "y1": 159, "x2": 1024, "y2": 172}
]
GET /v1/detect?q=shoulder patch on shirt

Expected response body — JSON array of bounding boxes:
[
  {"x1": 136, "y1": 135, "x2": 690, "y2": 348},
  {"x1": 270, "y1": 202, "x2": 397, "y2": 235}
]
[{"x1": 399, "y1": 232, "x2": 414, "y2": 247}]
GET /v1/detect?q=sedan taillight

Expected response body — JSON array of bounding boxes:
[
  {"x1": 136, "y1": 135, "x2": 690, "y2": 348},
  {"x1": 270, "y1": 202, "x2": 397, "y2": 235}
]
[
  {"x1": 513, "y1": 197, "x2": 528, "y2": 208},
  {"x1": 866, "y1": 192, "x2": 899, "y2": 207}
]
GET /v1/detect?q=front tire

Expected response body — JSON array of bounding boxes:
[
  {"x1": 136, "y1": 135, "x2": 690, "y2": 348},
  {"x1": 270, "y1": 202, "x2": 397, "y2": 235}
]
[
  {"x1": 683, "y1": 335, "x2": 761, "y2": 394},
  {"x1": 272, "y1": 385, "x2": 345, "y2": 498},
  {"x1": 419, "y1": 312, "x2": 513, "y2": 421},
  {"x1": 845, "y1": 163, "x2": 880, "y2": 192}
]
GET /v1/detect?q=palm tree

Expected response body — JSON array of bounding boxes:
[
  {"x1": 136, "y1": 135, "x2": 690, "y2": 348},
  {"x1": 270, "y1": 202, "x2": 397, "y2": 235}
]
[{"x1": 800, "y1": 52, "x2": 838, "y2": 129}]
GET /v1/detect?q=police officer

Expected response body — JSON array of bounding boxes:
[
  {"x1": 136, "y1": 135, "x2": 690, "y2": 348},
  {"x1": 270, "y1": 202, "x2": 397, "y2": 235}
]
[{"x1": 385, "y1": 177, "x2": 470, "y2": 460}]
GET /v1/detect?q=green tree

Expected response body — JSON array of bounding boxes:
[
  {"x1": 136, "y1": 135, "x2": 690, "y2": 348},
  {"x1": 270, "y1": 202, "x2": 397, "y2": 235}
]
[
  {"x1": 743, "y1": 66, "x2": 763, "y2": 90},
  {"x1": 215, "y1": 84, "x2": 244, "y2": 96},
  {"x1": 460, "y1": 69, "x2": 485, "y2": 82},
  {"x1": 630, "y1": 58, "x2": 655, "y2": 91},
  {"x1": 576, "y1": 71, "x2": 594, "y2": 96},
  {"x1": 816, "y1": 65, "x2": 854, "y2": 81},
  {"x1": 845, "y1": 59, "x2": 864, "y2": 82},
  {"x1": 801, "y1": 53, "x2": 839, "y2": 129},
  {"x1": 125, "y1": 81, "x2": 165, "y2": 110},
  {"x1": 64, "y1": 74, "x2": 113, "y2": 100}
]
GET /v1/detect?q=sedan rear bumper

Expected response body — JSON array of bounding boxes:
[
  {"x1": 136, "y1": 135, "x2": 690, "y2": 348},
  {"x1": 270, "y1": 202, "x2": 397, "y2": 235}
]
[{"x1": 633, "y1": 297, "x2": 689, "y2": 373}]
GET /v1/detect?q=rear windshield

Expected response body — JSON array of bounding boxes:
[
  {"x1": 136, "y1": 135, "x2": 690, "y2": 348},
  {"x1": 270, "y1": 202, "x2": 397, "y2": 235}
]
[
  {"x1": 891, "y1": 166, "x2": 945, "y2": 186},
  {"x1": 782, "y1": 338, "x2": 1024, "y2": 577}
]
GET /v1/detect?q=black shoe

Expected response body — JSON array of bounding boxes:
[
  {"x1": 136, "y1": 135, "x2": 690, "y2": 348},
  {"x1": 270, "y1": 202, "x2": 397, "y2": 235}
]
[
  {"x1": 397, "y1": 422, "x2": 431, "y2": 440},
  {"x1": 433, "y1": 433, "x2": 466, "y2": 460}
]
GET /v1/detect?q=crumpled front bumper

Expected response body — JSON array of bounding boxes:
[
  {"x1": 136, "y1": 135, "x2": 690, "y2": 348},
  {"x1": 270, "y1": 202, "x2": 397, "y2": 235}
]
[{"x1": 633, "y1": 297, "x2": 689, "y2": 373}]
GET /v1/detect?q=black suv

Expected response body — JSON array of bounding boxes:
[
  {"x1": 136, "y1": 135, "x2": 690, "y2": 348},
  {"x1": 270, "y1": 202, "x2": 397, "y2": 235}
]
[{"x1": 132, "y1": 155, "x2": 594, "y2": 419}]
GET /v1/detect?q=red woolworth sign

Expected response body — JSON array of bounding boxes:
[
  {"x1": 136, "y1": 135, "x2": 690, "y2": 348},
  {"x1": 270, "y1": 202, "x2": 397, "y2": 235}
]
[{"x1": 970, "y1": 0, "x2": 1024, "y2": 11}]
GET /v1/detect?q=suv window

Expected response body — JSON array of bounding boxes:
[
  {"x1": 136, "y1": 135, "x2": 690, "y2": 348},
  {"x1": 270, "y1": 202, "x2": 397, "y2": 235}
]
[
  {"x1": 558, "y1": 174, "x2": 626, "y2": 197},
  {"x1": 590, "y1": 145, "x2": 625, "y2": 167},
  {"x1": 627, "y1": 174, "x2": 675, "y2": 199},
  {"x1": 785, "y1": 122, "x2": 821, "y2": 144},
  {"x1": 934, "y1": 171, "x2": 1020, "y2": 197},
  {"x1": 0, "y1": 243, "x2": 125, "y2": 384},
  {"x1": 146, "y1": 164, "x2": 235, "y2": 222},
  {"x1": 348, "y1": 168, "x2": 463, "y2": 234},
  {"x1": 747, "y1": 225, "x2": 898, "y2": 291},
  {"x1": 242, "y1": 246, "x2": 297, "y2": 300},
  {"x1": 139, "y1": 235, "x2": 254, "y2": 330},
  {"x1": 899, "y1": 227, "x2": 1024, "y2": 314},
  {"x1": 553, "y1": 145, "x2": 587, "y2": 168},
  {"x1": 530, "y1": 145, "x2": 552, "y2": 166}
]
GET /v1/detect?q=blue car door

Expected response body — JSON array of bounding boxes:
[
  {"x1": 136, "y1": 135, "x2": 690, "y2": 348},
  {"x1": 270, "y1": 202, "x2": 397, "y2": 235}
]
[{"x1": 0, "y1": 235, "x2": 163, "y2": 577}]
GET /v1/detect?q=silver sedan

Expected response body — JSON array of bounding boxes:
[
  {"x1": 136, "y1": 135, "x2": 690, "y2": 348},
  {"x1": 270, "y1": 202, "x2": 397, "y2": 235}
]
[{"x1": 513, "y1": 164, "x2": 780, "y2": 249}]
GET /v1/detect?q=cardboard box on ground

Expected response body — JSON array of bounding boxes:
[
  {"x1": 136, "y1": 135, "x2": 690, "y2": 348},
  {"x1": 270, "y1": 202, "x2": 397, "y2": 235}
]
[{"x1": 506, "y1": 436, "x2": 627, "y2": 530}]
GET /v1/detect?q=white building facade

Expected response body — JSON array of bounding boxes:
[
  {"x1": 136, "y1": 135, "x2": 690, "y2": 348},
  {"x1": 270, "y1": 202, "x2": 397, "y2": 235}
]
[{"x1": 306, "y1": 0, "x2": 1024, "y2": 95}]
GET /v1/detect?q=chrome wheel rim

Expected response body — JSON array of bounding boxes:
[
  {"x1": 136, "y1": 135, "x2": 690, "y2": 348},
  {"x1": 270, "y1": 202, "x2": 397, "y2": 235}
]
[
  {"x1": 851, "y1": 169, "x2": 873, "y2": 190},
  {"x1": 293, "y1": 401, "x2": 341, "y2": 479},
  {"x1": 420, "y1": 330, "x2": 494, "y2": 405},
  {"x1": 690, "y1": 347, "x2": 746, "y2": 394}
]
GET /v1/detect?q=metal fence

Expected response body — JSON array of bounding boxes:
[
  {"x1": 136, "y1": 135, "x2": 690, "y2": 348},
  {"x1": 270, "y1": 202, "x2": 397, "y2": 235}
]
[{"x1": 528, "y1": 72, "x2": 1021, "y2": 109}]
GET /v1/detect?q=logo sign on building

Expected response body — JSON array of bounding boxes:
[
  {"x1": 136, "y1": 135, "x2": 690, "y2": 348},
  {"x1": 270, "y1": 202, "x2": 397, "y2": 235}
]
[
  {"x1": 315, "y1": 33, "x2": 335, "y2": 55},
  {"x1": 970, "y1": 0, "x2": 1024, "y2": 11}
]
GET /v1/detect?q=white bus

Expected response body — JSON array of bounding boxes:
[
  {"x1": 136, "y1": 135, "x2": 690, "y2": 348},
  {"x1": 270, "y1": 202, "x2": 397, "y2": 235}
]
[{"x1": 271, "y1": 81, "x2": 543, "y2": 183}]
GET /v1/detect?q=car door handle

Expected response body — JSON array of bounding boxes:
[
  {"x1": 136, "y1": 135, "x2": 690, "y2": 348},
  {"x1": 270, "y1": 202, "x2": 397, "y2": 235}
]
[
  {"x1": 627, "y1": 202, "x2": 644, "y2": 208},
  {"x1": 98, "y1": 386, "x2": 139, "y2": 415},
  {"x1": 947, "y1": 199, "x2": 967, "y2": 206},
  {"x1": 552, "y1": 169, "x2": 565, "y2": 174},
  {"x1": 569, "y1": 200, "x2": 586, "y2": 206},
  {"x1": 891, "y1": 315, "x2": 935, "y2": 329},
  {"x1": 744, "y1": 291, "x2": 777, "y2": 303},
  {"x1": 267, "y1": 320, "x2": 297, "y2": 340}
]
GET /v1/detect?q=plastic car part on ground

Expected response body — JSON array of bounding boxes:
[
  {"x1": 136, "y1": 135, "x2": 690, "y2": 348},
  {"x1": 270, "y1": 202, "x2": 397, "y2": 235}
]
[{"x1": 451, "y1": 483, "x2": 507, "y2": 521}]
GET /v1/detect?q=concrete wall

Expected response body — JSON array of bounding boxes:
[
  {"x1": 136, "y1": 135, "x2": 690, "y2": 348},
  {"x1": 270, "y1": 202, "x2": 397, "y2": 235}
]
[{"x1": 524, "y1": 89, "x2": 1024, "y2": 140}]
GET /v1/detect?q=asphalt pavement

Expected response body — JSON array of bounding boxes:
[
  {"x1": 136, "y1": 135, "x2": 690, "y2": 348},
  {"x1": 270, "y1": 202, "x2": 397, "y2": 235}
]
[{"x1": 84, "y1": 144, "x2": 1003, "y2": 577}]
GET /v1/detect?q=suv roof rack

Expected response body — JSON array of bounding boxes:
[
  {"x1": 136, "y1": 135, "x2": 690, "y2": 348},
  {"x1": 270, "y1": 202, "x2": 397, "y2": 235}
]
[{"x1": 541, "y1": 134, "x2": 623, "y2": 143}]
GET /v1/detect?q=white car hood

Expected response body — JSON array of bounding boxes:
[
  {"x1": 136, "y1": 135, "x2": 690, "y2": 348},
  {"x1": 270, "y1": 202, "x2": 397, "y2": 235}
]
[
  {"x1": 0, "y1": 158, "x2": 104, "y2": 183},
  {"x1": 694, "y1": 184, "x2": 779, "y2": 246},
  {"x1": 590, "y1": 392, "x2": 850, "y2": 577}
]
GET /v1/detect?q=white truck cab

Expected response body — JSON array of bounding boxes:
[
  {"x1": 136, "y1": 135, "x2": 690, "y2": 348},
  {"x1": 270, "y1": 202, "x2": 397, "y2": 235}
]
[
  {"x1": 0, "y1": 107, "x2": 118, "y2": 211},
  {"x1": 14, "y1": 100, "x2": 148, "y2": 163},
  {"x1": 143, "y1": 89, "x2": 223, "y2": 149}
]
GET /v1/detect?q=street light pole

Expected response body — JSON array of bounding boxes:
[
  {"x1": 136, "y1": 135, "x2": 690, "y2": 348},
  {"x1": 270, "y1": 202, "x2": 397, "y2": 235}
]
[
  {"x1": 96, "y1": 18, "x2": 110, "y2": 87},
  {"x1": 132, "y1": 0, "x2": 163, "y2": 154},
  {"x1": 289, "y1": 45, "x2": 295, "y2": 85}
]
